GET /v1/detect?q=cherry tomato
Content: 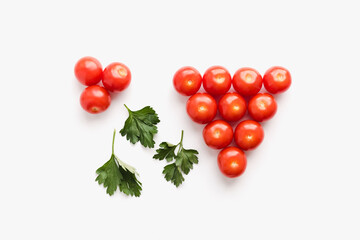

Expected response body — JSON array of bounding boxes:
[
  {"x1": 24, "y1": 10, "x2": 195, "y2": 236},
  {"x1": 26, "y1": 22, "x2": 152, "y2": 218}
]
[
  {"x1": 234, "y1": 120, "x2": 264, "y2": 150},
  {"x1": 217, "y1": 147, "x2": 247, "y2": 178},
  {"x1": 173, "y1": 66, "x2": 202, "y2": 96},
  {"x1": 203, "y1": 66, "x2": 231, "y2": 95},
  {"x1": 186, "y1": 93, "x2": 217, "y2": 124},
  {"x1": 218, "y1": 92, "x2": 246, "y2": 122},
  {"x1": 263, "y1": 66, "x2": 291, "y2": 94},
  {"x1": 102, "y1": 62, "x2": 131, "y2": 92},
  {"x1": 74, "y1": 56, "x2": 102, "y2": 86},
  {"x1": 203, "y1": 120, "x2": 233, "y2": 149},
  {"x1": 232, "y1": 67, "x2": 262, "y2": 96},
  {"x1": 248, "y1": 93, "x2": 277, "y2": 122},
  {"x1": 80, "y1": 85, "x2": 111, "y2": 114}
]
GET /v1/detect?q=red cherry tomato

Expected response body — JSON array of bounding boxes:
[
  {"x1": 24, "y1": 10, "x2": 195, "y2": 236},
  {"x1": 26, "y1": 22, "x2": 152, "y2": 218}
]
[
  {"x1": 102, "y1": 62, "x2": 131, "y2": 92},
  {"x1": 217, "y1": 147, "x2": 247, "y2": 178},
  {"x1": 263, "y1": 66, "x2": 291, "y2": 94},
  {"x1": 186, "y1": 93, "x2": 217, "y2": 124},
  {"x1": 248, "y1": 93, "x2": 277, "y2": 122},
  {"x1": 232, "y1": 67, "x2": 262, "y2": 96},
  {"x1": 218, "y1": 92, "x2": 246, "y2": 122},
  {"x1": 173, "y1": 66, "x2": 202, "y2": 96},
  {"x1": 74, "y1": 56, "x2": 102, "y2": 86},
  {"x1": 203, "y1": 66, "x2": 231, "y2": 95},
  {"x1": 80, "y1": 85, "x2": 111, "y2": 114},
  {"x1": 203, "y1": 120, "x2": 233, "y2": 149},
  {"x1": 234, "y1": 120, "x2": 264, "y2": 151}
]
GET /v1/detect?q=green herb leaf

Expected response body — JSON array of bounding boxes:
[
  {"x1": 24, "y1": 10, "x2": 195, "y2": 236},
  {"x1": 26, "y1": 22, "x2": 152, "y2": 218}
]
[
  {"x1": 175, "y1": 148, "x2": 199, "y2": 175},
  {"x1": 163, "y1": 163, "x2": 184, "y2": 187},
  {"x1": 116, "y1": 156, "x2": 142, "y2": 197},
  {"x1": 95, "y1": 155, "x2": 122, "y2": 196},
  {"x1": 153, "y1": 142, "x2": 177, "y2": 162},
  {"x1": 153, "y1": 130, "x2": 199, "y2": 187},
  {"x1": 120, "y1": 105, "x2": 160, "y2": 148},
  {"x1": 96, "y1": 130, "x2": 142, "y2": 197}
]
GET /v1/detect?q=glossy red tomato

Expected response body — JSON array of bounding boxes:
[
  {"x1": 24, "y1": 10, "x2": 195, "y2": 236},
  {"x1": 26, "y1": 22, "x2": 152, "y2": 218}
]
[
  {"x1": 218, "y1": 92, "x2": 246, "y2": 122},
  {"x1": 186, "y1": 93, "x2": 217, "y2": 124},
  {"x1": 102, "y1": 62, "x2": 131, "y2": 92},
  {"x1": 234, "y1": 120, "x2": 264, "y2": 150},
  {"x1": 80, "y1": 85, "x2": 111, "y2": 114},
  {"x1": 248, "y1": 93, "x2": 277, "y2": 122},
  {"x1": 263, "y1": 66, "x2": 291, "y2": 94},
  {"x1": 203, "y1": 120, "x2": 233, "y2": 149},
  {"x1": 74, "y1": 56, "x2": 103, "y2": 86},
  {"x1": 232, "y1": 67, "x2": 262, "y2": 96},
  {"x1": 217, "y1": 147, "x2": 247, "y2": 178},
  {"x1": 173, "y1": 66, "x2": 202, "y2": 96},
  {"x1": 203, "y1": 66, "x2": 231, "y2": 95}
]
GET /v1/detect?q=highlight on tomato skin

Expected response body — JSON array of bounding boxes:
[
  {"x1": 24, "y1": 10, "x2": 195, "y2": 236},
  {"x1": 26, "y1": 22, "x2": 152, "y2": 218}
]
[
  {"x1": 102, "y1": 62, "x2": 131, "y2": 92},
  {"x1": 203, "y1": 120, "x2": 233, "y2": 149},
  {"x1": 232, "y1": 67, "x2": 263, "y2": 96},
  {"x1": 74, "y1": 56, "x2": 103, "y2": 86},
  {"x1": 173, "y1": 66, "x2": 202, "y2": 96},
  {"x1": 263, "y1": 66, "x2": 291, "y2": 94},
  {"x1": 234, "y1": 120, "x2": 264, "y2": 151},
  {"x1": 248, "y1": 93, "x2": 277, "y2": 122},
  {"x1": 203, "y1": 66, "x2": 231, "y2": 95},
  {"x1": 80, "y1": 85, "x2": 111, "y2": 114},
  {"x1": 218, "y1": 92, "x2": 247, "y2": 122},
  {"x1": 186, "y1": 93, "x2": 217, "y2": 124},
  {"x1": 217, "y1": 147, "x2": 247, "y2": 178}
]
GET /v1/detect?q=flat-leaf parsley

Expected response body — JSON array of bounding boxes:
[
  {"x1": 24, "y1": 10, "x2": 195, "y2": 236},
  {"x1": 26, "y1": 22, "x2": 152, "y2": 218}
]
[
  {"x1": 120, "y1": 105, "x2": 160, "y2": 148},
  {"x1": 153, "y1": 130, "x2": 198, "y2": 187},
  {"x1": 96, "y1": 130, "x2": 142, "y2": 197}
]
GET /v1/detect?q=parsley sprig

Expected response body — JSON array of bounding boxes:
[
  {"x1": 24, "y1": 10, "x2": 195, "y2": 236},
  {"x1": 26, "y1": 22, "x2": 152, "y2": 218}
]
[
  {"x1": 153, "y1": 130, "x2": 199, "y2": 187},
  {"x1": 96, "y1": 130, "x2": 142, "y2": 197},
  {"x1": 120, "y1": 105, "x2": 160, "y2": 148}
]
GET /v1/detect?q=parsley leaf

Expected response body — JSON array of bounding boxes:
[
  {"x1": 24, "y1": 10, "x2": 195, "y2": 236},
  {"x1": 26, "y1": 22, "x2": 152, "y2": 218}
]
[
  {"x1": 175, "y1": 148, "x2": 199, "y2": 175},
  {"x1": 153, "y1": 130, "x2": 199, "y2": 187},
  {"x1": 96, "y1": 130, "x2": 142, "y2": 197},
  {"x1": 163, "y1": 163, "x2": 184, "y2": 187},
  {"x1": 120, "y1": 105, "x2": 160, "y2": 148},
  {"x1": 95, "y1": 156, "x2": 122, "y2": 196},
  {"x1": 153, "y1": 142, "x2": 177, "y2": 162}
]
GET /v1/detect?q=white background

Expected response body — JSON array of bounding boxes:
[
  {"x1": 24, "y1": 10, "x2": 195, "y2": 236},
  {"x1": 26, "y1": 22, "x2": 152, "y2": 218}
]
[{"x1": 1, "y1": 0, "x2": 359, "y2": 239}]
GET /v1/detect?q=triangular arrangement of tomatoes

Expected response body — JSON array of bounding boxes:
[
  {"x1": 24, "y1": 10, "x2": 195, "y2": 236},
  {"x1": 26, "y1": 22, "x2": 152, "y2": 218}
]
[
  {"x1": 173, "y1": 66, "x2": 291, "y2": 178},
  {"x1": 75, "y1": 56, "x2": 132, "y2": 114}
]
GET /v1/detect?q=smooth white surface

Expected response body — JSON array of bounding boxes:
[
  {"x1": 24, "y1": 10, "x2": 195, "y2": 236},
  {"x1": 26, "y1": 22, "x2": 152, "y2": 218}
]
[{"x1": 1, "y1": 0, "x2": 360, "y2": 239}]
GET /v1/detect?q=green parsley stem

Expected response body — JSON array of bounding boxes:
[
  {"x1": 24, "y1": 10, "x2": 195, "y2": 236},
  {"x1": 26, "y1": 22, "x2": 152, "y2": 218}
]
[
  {"x1": 124, "y1": 104, "x2": 130, "y2": 112},
  {"x1": 112, "y1": 129, "x2": 116, "y2": 155},
  {"x1": 177, "y1": 130, "x2": 184, "y2": 154},
  {"x1": 180, "y1": 130, "x2": 184, "y2": 144}
]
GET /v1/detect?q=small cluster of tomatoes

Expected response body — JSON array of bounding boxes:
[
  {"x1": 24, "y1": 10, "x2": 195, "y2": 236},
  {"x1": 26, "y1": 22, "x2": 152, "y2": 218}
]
[
  {"x1": 173, "y1": 65, "x2": 291, "y2": 178},
  {"x1": 74, "y1": 56, "x2": 131, "y2": 114}
]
